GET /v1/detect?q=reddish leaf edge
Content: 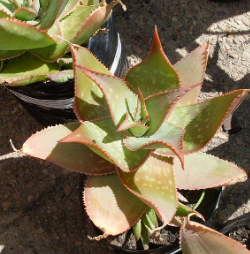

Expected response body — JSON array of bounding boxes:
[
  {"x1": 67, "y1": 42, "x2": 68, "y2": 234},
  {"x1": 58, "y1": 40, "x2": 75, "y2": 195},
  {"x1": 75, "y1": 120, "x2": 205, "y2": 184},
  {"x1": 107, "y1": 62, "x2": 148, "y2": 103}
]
[{"x1": 124, "y1": 25, "x2": 181, "y2": 98}]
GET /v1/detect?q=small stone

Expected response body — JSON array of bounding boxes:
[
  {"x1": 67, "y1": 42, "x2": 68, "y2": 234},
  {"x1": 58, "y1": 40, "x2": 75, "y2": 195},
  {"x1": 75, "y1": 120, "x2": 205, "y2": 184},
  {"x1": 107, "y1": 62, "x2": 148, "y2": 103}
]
[
  {"x1": 242, "y1": 17, "x2": 250, "y2": 26},
  {"x1": 63, "y1": 183, "x2": 71, "y2": 196},
  {"x1": 172, "y1": 17, "x2": 178, "y2": 22},
  {"x1": 74, "y1": 240, "x2": 82, "y2": 247}
]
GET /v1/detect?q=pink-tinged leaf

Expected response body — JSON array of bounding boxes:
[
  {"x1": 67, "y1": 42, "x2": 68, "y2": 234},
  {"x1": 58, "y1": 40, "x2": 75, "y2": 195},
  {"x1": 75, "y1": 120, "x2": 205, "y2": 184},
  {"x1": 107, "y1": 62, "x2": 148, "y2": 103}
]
[
  {"x1": 76, "y1": 65, "x2": 138, "y2": 127},
  {"x1": 181, "y1": 219, "x2": 250, "y2": 254},
  {"x1": 0, "y1": 52, "x2": 59, "y2": 86},
  {"x1": 13, "y1": 7, "x2": 37, "y2": 21},
  {"x1": 174, "y1": 44, "x2": 209, "y2": 107},
  {"x1": 72, "y1": 1, "x2": 122, "y2": 46},
  {"x1": 124, "y1": 122, "x2": 184, "y2": 168},
  {"x1": 61, "y1": 118, "x2": 151, "y2": 172},
  {"x1": 0, "y1": 18, "x2": 56, "y2": 50},
  {"x1": 71, "y1": 44, "x2": 111, "y2": 121},
  {"x1": 125, "y1": 26, "x2": 180, "y2": 98},
  {"x1": 84, "y1": 174, "x2": 147, "y2": 235},
  {"x1": 174, "y1": 152, "x2": 247, "y2": 190},
  {"x1": 168, "y1": 89, "x2": 249, "y2": 153},
  {"x1": 59, "y1": 0, "x2": 80, "y2": 19},
  {"x1": 145, "y1": 86, "x2": 198, "y2": 136},
  {"x1": 37, "y1": 0, "x2": 64, "y2": 30},
  {"x1": 118, "y1": 154, "x2": 177, "y2": 231},
  {"x1": 59, "y1": 5, "x2": 98, "y2": 41},
  {"x1": 22, "y1": 123, "x2": 115, "y2": 175},
  {"x1": 117, "y1": 112, "x2": 149, "y2": 137},
  {"x1": 0, "y1": 49, "x2": 25, "y2": 60}
]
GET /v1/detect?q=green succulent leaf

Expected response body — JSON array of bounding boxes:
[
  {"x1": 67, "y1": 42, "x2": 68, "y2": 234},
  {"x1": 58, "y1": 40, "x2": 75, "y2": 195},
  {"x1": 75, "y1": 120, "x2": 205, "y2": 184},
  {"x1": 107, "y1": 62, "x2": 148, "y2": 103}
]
[
  {"x1": 61, "y1": 117, "x2": 151, "y2": 172},
  {"x1": 0, "y1": 18, "x2": 56, "y2": 50},
  {"x1": 84, "y1": 174, "x2": 147, "y2": 235},
  {"x1": 71, "y1": 44, "x2": 111, "y2": 121},
  {"x1": 59, "y1": 0, "x2": 80, "y2": 19},
  {"x1": 124, "y1": 122, "x2": 184, "y2": 167},
  {"x1": 47, "y1": 69, "x2": 73, "y2": 82},
  {"x1": 133, "y1": 220, "x2": 142, "y2": 241},
  {"x1": 37, "y1": 0, "x2": 64, "y2": 30},
  {"x1": 76, "y1": 65, "x2": 138, "y2": 127},
  {"x1": 168, "y1": 90, "x2": 248, "y2": 153},
  {"x1": 13, "y1": 7, "x2": 37, "y2": 21},
  {"x1": 181, "y1": 219, "x2": 250, "y2": 254},
  {"x1": 118, "y1": 154, "x2": 177, "y2": 231},
  {"x1": 0, "y1": 52, "x2": 59, "y2": 86},
  {"x1": 174, "y1": 152, "x2": 247, "y2": 190},
  {"x1": 22, "y1": 123, "x2": 115, "y2": 175},
  {"x1": 59, "y1": 5, "x2": 98, "y2": 41},
  {"x1": 0, "y1": 9, "x2": 11, "y2": 18},
  {"x1": 0, "y1": 0, "x2": 18, "y2": 14},
  {"x1": 0, "y1": 49, "x2": 25, "y2": 60},
  {"x1": 125, "y1": 27, "x2": 180, "y2": 98},
  {"x1": 174, "y1": 44, "x2": 209, "y2": 107},
  {"x1": 145, "y1": 87, "x2": 197, "y2": 136}
]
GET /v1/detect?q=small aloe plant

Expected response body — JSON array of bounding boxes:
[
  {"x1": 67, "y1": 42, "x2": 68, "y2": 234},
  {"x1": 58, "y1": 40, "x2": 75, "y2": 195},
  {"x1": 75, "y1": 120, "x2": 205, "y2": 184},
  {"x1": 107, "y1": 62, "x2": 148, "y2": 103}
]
[
  {"x1": 0, "y1": 0, "x2": 124, "y2": 86},
  {"x1": 21, "y1": 27, "x2": 249, "y2": 253}
]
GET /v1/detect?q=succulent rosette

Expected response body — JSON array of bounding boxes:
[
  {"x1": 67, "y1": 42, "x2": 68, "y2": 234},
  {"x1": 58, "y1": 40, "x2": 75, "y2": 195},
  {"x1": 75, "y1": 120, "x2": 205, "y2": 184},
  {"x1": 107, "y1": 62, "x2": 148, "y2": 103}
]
[
  {"x1": 22, "y1": 27, "x2": 249, "y2": 253},
  {"x1": 0, "y1": 0, "x2": 124, "y2": 85}
]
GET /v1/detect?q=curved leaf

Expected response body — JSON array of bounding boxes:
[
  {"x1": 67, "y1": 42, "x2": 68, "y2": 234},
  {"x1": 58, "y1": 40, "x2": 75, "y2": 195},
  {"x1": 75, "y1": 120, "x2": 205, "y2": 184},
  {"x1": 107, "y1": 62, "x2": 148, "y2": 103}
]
[
  {"x1": 168, "y1": 90, "x2": 249, "y2": 153},
  {"x1": 76, "y1": 65, "x2": 138, "y2": 127},
  {"x1": 84, "y1": 174, "x2": 147, "y2": 236},
  {"x1": 118, "y1": 154, "x2": 177, "y2": 231},
  {"x1": 124, "y1": 122, "x2": 184, "y2": 167},
  {"x1": 71, "y1": 44, "x2": 111, "y2": 121},
  {"x1": 0, "y1": 18, "x2": 56, "y2": 50},
  {"x1": 61, "y1": 117, "x2": 151, "y2": 172},
  {"x1": 174, "y1": 44, "x2": 209, "y2": 107},
  {"x1": 0, "y1": 52, "x2": 59, "y2": 86},
  {"x1": 181, "y1": 219, "x2": 250, "y2": 254},
  {"x1": 0, "y1": 49, "x2": 25, "y2": 60},
  {"x1": 174, "y1": 152, "x2": 247, "y2": 190},
  {"x1": 13, "y1": 7, "x2": 37, "y2": 21},
  {"x1": 59, "y1": 0, "x2": 80, "y2": 19},
  {"x1": 22, "y1": 123, "x2": 115, "y2": 175},
  {"x1": 125, "y1": 26, "x2": 180, "y2": 98}
]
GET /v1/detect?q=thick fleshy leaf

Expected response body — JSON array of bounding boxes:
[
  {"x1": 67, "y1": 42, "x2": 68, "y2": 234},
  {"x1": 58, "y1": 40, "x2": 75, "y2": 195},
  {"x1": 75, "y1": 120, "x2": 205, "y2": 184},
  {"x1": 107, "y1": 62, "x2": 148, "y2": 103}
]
[
  {"x1": 22, "y1": 123, "x2": 115, "y2": 175},
  {"x1": 61, "y1": 118, "x2": 151, "y2": 172},
  {"x1": 174, "y1": 152, "x2": 247, "y2": 190},
  {"x1": 181, "y1": 219, "x2": 250, "y2": 254},
  {"x1": 47, "y1": 69, "x2": 74, "y2": 83},
  {"x1": 72, "y1": 1, "x2": 122, "y2": 46},
  {"x1": 0, "y1": 0, "x2": 17, "y2": 14},
  {"x1": 37, "y1": 0, "x2": 63, "y2": 30},
  {"x1": 168, "y1": 90, "x2": 249, "y2": 153},
  {"x1": 13, "y1": 7, "x2": 37, "y2": 21},
  {"x1": 0, "y1": 52, "x2": 59, "y2": 86},
  {"x1": 59, "y1": 0, "x2": 80, "y2": 19},
  {"x1": 118, "y1": 154, "x2": 177, "y2": 231},
  {"x1": 0, "y1": 9, "x2": 11, "y2": 18},
  {"x1": 145, "y1": 87, "x2": 196, "y2": 136},
  {"x1": 174, "y1": 44, "x2": 209, "y2": 107},
  {"x1": 0, "y1": 18, "x2": 56, "y2": 50},
  {"x1": 59, "y1": 5, "x2": 98, "y2": 41},
  {"x1": 0, "y1": 49, "x2": 25, "y2": 60},
  {"x1": 125, "y1": 27, "x2": 180, "y2": 98},
  {"x1": 76, "y1": 65, "x2": 138, "y2": 126},
  {"x1": 71, "y1": 44, "x2": 111, "y2": 121},
  {"x1": 84, "y1": 174, "x2": 147, "y2": 235},
  {"x1": 124, "y1": 122, "x2": 184, "y2": 167}
]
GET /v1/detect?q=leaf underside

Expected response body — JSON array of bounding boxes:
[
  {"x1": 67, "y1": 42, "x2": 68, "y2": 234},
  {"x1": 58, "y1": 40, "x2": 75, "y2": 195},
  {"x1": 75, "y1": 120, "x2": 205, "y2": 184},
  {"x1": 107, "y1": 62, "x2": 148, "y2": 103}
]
[
  {"x1": 22, "y1": 123, "x2": 115, "y2": 175},
  {"x1": 84, "y1": 174, "x2": 147, "y2": 235},
  {"x1": 181, "y1": 220, "x2": 250, "y2": 254}
]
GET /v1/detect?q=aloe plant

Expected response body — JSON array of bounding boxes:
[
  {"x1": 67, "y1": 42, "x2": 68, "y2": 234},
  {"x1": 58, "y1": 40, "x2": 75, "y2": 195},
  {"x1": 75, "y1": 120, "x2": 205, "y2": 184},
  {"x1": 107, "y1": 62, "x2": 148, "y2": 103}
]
[
  {"x1": 0, "y1": 0, "x2": 124, "y2": 86},
  {"x1": 21, "y1": 27, "x2": 249, "y2": 253}
]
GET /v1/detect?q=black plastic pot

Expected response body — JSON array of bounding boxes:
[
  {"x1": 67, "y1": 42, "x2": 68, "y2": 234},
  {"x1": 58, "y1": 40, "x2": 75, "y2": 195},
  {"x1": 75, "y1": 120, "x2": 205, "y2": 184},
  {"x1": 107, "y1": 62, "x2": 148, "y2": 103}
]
[
  {"x1": 79, "y1": 175, "x2": 222, "y2": 254},
  {"x1": 7, "y1": 14, "x2": 129, "y2": 127}
]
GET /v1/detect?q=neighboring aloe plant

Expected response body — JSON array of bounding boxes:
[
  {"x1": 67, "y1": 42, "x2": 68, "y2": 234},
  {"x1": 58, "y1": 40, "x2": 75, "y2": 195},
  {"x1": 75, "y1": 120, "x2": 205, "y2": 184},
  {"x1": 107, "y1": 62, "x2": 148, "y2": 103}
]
[
  {"x1": 21, "y1": 27, "x2": 249, "y2": 253},
  {"x1": 0, "y1": 0, "x2": 125, "y2": 86}
]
